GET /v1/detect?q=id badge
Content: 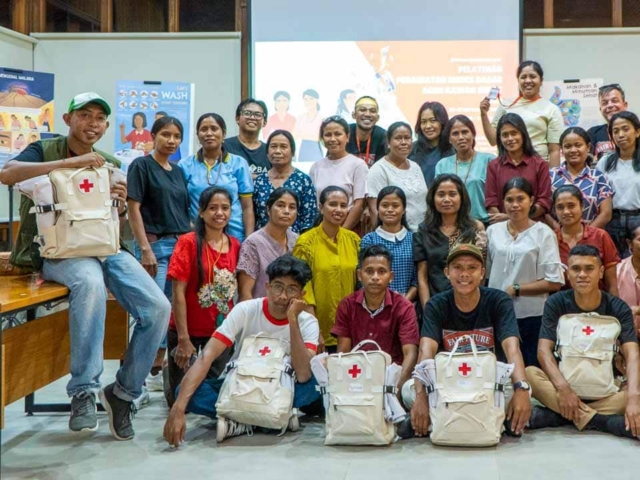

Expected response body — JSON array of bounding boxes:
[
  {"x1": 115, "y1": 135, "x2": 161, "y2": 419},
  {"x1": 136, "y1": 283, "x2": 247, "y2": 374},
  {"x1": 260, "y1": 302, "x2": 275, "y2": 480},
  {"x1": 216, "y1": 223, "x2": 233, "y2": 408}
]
[{"x1": 488, "y1": 87, "x2": 500, "y2": 100}]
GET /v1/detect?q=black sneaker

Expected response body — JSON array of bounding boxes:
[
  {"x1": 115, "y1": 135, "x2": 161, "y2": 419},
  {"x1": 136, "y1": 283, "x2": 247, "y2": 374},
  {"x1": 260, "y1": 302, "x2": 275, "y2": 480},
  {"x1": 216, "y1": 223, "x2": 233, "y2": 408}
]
[
  {"x1": 396, "y1": 415, "x2": 415, "y2": 440},
  {"x1": 69, "y1": 391, "x2": 98, "y2": 433},
  {"x1": 99, "y1": 383, "x2": 137, "y2": 441},
  {"x1": 527, "y1": 406, "x2": 571, "y2": 430},
  {"x1": 587, "y1": 414, "x2": 639, "y2": 440}
]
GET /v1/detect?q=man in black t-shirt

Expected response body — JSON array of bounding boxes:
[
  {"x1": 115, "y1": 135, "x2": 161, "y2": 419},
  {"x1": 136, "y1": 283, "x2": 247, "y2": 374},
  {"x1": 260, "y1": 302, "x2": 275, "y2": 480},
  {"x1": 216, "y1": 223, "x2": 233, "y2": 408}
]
[
  {"x1": 346, "y1": 96, "x2": 387, "y2": 167},
  {"x1": 587, "y1": 84, "x2": 628, "y2": 160},
  {"x1": 401, "y1": 243, "x2": 532, "y2": 439},
  {"x1": 224, "y1": 98, "x2": 271, "y2": 178},
  {"x1": 527, "y1": 245, "x2": 640, "y2": 440}
]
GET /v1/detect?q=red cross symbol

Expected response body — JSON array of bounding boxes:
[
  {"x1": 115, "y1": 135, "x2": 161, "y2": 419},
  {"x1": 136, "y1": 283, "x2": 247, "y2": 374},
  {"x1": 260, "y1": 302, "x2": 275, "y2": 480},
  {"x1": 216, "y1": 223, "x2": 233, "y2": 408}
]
[
  {"x1": 348, "y1": 364, "x2": 362, "y2": 379},
  {"x1": 258, "y1": 346, "x2": 271, "y2": 357},
  {"x1": 78, "y1": 178, "x2": 94, "y2": 193},
  {"x1": 458, "y1": 363, "x2": 472, "y2": 376},
  {"x1": 582, "y1": 326, "x2": 595, "y2": 336}
]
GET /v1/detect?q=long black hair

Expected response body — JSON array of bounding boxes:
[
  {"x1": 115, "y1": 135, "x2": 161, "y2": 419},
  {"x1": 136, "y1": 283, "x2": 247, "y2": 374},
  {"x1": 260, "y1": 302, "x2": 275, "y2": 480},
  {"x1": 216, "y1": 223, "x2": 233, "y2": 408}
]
[
  {"x1": 312, "y1": 185, "x2": 349, "y2": 227},
  {"x1": 266, "y1": 187, "x2": 299, "y2": 224},
  {"x1": 605, "y1": 111, "x2": 640, "y2": 173},
  {"x1": 376, "y1": 186, "x2": 410, "y2": 229},
  {"x1": 195, "y1": 186, "x2": 232, "y2": 288},
  {"x1": 496, "y1": 113, "x2": 538, "y2": 159},
  {"x1": 559, "y1": 126, "x2": 593, "y2": 167},
  {"x1": 414, "y1": 101, "x2": 451, "y2": 154},
  {"x1": 422, "y1": 174, "x2": 476, "y2": 244}
]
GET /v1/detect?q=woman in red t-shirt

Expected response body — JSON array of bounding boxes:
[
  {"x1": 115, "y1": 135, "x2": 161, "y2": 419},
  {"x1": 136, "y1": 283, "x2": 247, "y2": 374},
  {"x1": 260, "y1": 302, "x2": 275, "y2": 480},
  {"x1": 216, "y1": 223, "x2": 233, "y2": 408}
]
[
  {"x1": 165, "y1": 186, "x2": 241, "y2": 406},
  {"x1": 553, "y1": 184, "x2": 619, "y2": 294}
]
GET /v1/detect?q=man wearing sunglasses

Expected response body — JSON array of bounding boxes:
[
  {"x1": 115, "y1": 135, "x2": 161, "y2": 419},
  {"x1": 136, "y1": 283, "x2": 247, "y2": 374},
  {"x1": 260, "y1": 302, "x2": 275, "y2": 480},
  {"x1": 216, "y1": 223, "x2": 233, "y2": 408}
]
[
  {"x1": 225, "y1": 98, "x2": 271, "y2": 178},
  {"x1": 163, "y1": 254, "x2": 321, "y2": 447},
  {"x1": 588, "y1": 84, "x2": 628, "y2": 160}
]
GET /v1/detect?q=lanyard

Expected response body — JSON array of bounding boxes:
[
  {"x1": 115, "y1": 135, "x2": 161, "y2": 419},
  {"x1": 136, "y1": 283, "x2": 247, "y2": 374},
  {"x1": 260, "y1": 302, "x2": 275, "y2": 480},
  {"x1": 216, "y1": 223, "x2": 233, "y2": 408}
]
[
  {"x1": 497, "y1": 93, "x2": 541, "y2": 109},
  {"x1": 455, "y1": 153, "x2": 476, "y2": 184},
  {"x1": 355, "y1": 134, "x2": 372, "y2": 166}
]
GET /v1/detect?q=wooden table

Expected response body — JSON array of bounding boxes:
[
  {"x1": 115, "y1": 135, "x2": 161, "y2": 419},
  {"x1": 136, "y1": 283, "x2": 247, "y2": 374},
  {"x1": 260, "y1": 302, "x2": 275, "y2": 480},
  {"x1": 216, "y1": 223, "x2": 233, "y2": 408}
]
[{"x1": 0, "y1": 275, "x2": 69, "y2": 314}]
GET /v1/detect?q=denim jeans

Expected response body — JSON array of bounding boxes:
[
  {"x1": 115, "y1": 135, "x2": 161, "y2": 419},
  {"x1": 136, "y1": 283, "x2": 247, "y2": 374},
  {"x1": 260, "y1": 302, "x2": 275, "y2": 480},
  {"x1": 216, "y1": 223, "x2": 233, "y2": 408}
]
[
  {"x1": 606, "y1": 211, "x2": 640, "y2": 259},
  {"x1": 134, "y1": 236, "x2": 177, "y2": 349},
  {"x1": 182, "y1": 374, "x2": 321, "y2": 420},
  {"x1": 42, "y1": 251, "x2": 171, "y2": 401}
]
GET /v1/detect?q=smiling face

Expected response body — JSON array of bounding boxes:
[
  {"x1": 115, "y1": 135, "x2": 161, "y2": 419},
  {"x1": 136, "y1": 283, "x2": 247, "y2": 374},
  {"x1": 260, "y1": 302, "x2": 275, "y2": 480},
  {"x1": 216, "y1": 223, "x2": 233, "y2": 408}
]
[
  {"x1": 561, "y1": 133, "x2": 590, "y2": 170},
  {"x1": 133, "y1": 114, "x2": 144, "y2": 129},
  {"x1": 599, "y1": 89, "x2": 627, "y2": 122},
  {"x1": 353, "y1": 101, "x2": 379, "y2": 132},
  {"x1": 321, "y1": 190, "x2": 349, "y2": 227},
  {"x1": 611, "y1": 117, "x2": 640, "y2": 153},
  {"x1": 197, "y1": 116, "x2": 224, "y2": 151},
  {"x1": 420, "y1": 108, "x2": 441, "y2": 144},
  {"x1": 554, "y1": 192, "x2": 583, "y2": 229},
  {"x1": 434, "y1": 180, "x2": 461, "y2": 215},
  {"x1": 504, "y1": 187, "x2": 533, "y2": 222},
  {"x1": 200, "y1": 192, "x2": 231, "y2": 231},
  {"x1": 387, "y1": 126, "x2": 412, "y2": 159},
  {"x1": 357, "y1": 256, "x2": 394, "y2": 296},
  {"x1": 267, "y1": 134, "x2": 293, "y2": 168},
  {"x1": 321, "y1": 122, "x2": 348, "y2": 157},
  {"x1": 267, "y1": 193, "x2": 298, "y2": 229},
  {"x1": 64, "y1": 104, "x2": 109, "y2": 147},
  {"x1": 378, "y1": 192, "x2": 405, "y2": 228},
  {"x1": 445, "y1": 255, "x2": 485, "y2": 296},
  {"x1": 152, "y1": 123, "x2": 182, "y2": 156},
  {"x1": 567, "y1": 254, "x2": 603, "y2": 295},
  {"x1": 449, "y1": 120, "x2": 475, "y2": 155},
  {"x1": 518, "y1": 65, "x2": 542, "y2": 99},
  {"x1": 236, "y1": 102, "x2": 265, "y2": 134},
  {"x1": 499, "y1": 123, "x2": 524, "y2": 155}
]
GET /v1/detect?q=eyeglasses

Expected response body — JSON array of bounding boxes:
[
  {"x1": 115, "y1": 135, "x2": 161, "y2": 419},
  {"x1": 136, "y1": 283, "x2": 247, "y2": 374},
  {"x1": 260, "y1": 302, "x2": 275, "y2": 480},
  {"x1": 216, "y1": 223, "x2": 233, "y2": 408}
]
[
  {"x1": 269, "y1": 282, "x2": 301, "y2": 297},
  {"x1": 241, "y1": 110, "x2": 265, "y2": 119}
]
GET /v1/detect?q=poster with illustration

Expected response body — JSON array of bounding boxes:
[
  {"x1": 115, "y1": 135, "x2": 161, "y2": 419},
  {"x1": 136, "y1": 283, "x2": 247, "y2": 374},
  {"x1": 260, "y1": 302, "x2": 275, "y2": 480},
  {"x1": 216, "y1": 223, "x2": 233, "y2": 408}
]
[
  {"x1": 0, "y1": 67, "x2": 55, "y2": 170},
  {"x1": 541, "y1": 78, "x2": 603, "y2": 130},
  {"x1": 114, "y1": 80, "x2": 195, "y2": 171}
]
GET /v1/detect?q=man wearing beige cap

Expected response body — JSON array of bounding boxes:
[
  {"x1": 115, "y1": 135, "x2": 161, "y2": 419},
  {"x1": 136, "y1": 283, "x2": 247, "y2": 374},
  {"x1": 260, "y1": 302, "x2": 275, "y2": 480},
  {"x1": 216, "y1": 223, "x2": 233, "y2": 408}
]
[
  {"x1": 0, "y1": 92, "x2": 170, "y2": 441},
  {"x1": 398, "y1": 243, "x2": 532, "y2": 439}
]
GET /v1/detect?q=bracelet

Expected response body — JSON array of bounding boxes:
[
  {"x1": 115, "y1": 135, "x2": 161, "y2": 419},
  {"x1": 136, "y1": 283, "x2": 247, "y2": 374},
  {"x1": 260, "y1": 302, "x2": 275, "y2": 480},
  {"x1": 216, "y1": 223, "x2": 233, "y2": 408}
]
[{"x1": 118, "y1": 206, "x2": 128, "y2": 217}]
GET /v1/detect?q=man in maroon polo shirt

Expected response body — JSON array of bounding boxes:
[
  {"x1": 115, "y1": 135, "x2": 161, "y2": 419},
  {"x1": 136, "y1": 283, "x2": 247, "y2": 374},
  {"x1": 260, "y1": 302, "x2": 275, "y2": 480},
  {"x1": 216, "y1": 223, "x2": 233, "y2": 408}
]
[{"x1": 331, "y1": 244, "x2": 419, "y2": 399}]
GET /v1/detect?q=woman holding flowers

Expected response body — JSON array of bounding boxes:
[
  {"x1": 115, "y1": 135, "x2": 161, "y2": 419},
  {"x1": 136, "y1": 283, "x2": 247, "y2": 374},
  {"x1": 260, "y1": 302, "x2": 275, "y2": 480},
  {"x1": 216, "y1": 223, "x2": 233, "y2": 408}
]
[{"x1": 165, "y1": 187, "x2": 241, "y2": 406}]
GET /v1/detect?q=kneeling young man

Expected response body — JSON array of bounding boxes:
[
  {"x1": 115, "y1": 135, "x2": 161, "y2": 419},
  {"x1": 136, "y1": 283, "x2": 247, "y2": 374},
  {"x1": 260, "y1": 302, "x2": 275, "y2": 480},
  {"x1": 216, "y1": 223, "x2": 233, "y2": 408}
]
[
  {"x1": 527, "y1": 245, "x2": 640, "y2": 439},
  {"x1": 163, "y1": 255, "x2": 320, "y2": 447},
  {"x1": 405, "y1": 244, "x2": 531, "y2": 438},
  {"x1": 331, "y1": 245, "x2": 419, "y2": 396}
]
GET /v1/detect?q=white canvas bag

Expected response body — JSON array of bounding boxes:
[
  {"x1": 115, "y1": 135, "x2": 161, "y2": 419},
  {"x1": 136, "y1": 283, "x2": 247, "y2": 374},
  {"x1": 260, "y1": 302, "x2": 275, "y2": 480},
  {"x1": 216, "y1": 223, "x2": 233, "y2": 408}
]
[
  {"x1": 556, "y1": 312, "x2": 621, "y2": 400},
  {"x1": 430, "y1": 335, "x2": 505, "y2": 447},
  {"x1": 324, "y1": 340, "x2": 396, "y2": 446},
  {"x1": 17, "y1": 166, "x2": 120, "y2": 259},
  {"x1": 216, "y1": 334, "x2": 295, "y2": 430}
]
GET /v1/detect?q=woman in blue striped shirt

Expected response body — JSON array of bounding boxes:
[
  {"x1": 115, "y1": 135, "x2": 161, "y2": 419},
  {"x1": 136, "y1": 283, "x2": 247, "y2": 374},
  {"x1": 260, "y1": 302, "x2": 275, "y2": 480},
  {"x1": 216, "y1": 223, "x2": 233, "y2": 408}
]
[{"x1": 360, "y1": 186, "x2": 417, "y2": 301}]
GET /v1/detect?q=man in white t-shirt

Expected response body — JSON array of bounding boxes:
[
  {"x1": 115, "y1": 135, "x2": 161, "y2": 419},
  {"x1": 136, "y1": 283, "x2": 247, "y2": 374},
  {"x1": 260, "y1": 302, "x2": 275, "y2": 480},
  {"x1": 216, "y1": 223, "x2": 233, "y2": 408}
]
[{"x1": 163, "y1": 255, "x2": 320, "y2": 447}]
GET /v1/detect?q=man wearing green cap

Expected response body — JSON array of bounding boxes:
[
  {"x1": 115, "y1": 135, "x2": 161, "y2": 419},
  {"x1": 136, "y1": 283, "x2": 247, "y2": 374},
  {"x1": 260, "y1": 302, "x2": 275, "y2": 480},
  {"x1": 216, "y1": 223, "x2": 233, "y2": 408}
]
[
  {"x1": 398, "y1": 243, "x2": 532, "y2": 439},
  {"x1": 0, "y1": 92, "x2": 171, "y2": 441}
]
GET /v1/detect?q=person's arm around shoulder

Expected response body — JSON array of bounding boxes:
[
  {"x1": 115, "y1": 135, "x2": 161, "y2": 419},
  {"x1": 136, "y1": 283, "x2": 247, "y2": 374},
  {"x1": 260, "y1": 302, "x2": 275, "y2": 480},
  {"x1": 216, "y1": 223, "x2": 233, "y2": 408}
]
[
  {"x1": 163, "y1": 336, "x2": 229, "y2": 447},
  {"x1": 288, "y1": 299, "x2": 317, "y2": 383}
]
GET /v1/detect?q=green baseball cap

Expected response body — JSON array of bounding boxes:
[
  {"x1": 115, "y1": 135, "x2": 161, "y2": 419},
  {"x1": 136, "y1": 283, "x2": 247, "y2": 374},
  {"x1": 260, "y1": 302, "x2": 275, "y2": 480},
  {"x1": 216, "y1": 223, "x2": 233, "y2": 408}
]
[
  {"x1": 447, "y1": 243, "x2": 484, "y2": 266},
  {"x1": 68, "y1": 92, "x2": 111, "y2": 116}
]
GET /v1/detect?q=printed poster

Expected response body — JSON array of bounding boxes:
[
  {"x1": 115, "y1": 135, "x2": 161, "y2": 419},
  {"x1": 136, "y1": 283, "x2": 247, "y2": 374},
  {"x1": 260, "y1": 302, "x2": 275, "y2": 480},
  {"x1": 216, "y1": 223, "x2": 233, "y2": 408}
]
[
  {"x1": 0, "y1": 67, "x2": 55, "y2": 171},
  {"x1": 114, "y1": 80, "x2": 195, "y2": 171},
  {"x1": 541, "y1": 78, "x2": 604, "y2": 130}
]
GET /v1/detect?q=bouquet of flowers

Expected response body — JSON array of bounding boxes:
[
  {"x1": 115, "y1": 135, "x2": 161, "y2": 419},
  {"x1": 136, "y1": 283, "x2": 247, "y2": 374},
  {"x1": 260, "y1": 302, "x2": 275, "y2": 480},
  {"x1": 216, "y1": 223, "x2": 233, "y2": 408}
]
[{"x1": 197, "y1": 267, "x2": 237, "y2": 326}]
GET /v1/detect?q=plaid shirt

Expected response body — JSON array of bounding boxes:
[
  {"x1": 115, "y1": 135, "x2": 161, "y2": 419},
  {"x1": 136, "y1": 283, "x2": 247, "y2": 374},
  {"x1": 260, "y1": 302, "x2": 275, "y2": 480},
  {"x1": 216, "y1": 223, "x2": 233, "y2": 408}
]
[
  {"x1": 550, "y1": 163, "x2": 613, "y2": 222},
  {"x1": 360, "y1": 227, "x2": 417, "y2": 296}
]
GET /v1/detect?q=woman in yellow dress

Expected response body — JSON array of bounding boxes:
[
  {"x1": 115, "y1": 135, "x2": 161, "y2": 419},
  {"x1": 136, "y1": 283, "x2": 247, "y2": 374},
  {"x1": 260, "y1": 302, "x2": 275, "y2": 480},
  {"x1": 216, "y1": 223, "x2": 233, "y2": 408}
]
[{"x1": 293, "y1": 186, "x2": 360, "y2": 352}]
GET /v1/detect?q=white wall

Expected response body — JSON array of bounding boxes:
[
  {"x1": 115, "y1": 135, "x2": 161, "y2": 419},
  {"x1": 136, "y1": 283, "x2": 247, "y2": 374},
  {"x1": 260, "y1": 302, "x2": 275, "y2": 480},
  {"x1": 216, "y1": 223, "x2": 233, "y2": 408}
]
[
  {"x1": 524, "y1": 28, "x2": 640, "y2": 114},
  {"x1": 0, "y1": 27, "x2": 37, "y2": 222},
  {"x1": 32, "y1": 32, "x2": 242, "y2": 154}
]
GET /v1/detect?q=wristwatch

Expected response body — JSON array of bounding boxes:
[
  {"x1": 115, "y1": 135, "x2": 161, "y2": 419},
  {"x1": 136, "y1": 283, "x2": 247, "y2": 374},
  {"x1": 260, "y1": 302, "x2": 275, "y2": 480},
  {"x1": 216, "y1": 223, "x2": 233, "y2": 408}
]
[
  {"x1": 119, "y1": 205, "x2": 128, "y2": 217},
  {"x1": 513, "y1": 283, "x2": 521, "y2": 297},
  {"x1": 513, "y1": 380, "x2": 531, "y2": 391}
]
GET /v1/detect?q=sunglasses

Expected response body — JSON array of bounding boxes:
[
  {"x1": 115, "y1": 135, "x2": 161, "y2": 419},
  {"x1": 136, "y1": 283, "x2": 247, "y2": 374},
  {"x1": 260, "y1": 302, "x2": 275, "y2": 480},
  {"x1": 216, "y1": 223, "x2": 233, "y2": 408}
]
[
  {"x1": 321, "y1": 115, "x2": 344, "y2": 125},
  {"x1": 599, "y1": 83, "x2": 624, "y2": 93}
]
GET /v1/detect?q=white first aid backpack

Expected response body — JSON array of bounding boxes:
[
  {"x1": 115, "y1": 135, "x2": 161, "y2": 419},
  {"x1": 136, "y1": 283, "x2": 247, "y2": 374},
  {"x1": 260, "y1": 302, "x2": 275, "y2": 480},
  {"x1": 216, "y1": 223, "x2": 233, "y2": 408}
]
[
  {"x1": 430, "y1": 335, "x2": 505, "y2": 447},
  {"x1": 17, "y1": 166, "x2": 121, "y2": 259},
  {"x1": 556, "y1": 313, "x2": 621, "y2": 400},
  {"x1": 323, "y1": 340, "x2": 396, "y2": 446},
  {"x1": 216, "y1": 334, "x2": 296, "y2": 431}
]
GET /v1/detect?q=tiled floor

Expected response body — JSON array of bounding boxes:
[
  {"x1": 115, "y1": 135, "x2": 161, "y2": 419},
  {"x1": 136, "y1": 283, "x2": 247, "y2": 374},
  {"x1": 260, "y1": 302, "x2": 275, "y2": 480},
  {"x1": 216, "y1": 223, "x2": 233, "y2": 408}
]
[{"x1": 1, "y1": 361, "x2": 638, "y2": 480}]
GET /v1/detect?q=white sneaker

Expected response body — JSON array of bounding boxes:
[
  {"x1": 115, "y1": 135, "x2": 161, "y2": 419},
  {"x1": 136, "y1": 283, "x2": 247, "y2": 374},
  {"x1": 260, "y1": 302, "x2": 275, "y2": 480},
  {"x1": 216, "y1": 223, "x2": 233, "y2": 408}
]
[
  {"x1": 133, "y1": 386, "x2": 150, "y2": 410},
  {"x1": 216, "y1": 417, "x2": 253, "y2": 443},
  {"x1": 145, "y1": 371, "x2": 163, "y2": 392},
  {"x1": 288, "y1": 408, "x2": 300, "y2": 432}
]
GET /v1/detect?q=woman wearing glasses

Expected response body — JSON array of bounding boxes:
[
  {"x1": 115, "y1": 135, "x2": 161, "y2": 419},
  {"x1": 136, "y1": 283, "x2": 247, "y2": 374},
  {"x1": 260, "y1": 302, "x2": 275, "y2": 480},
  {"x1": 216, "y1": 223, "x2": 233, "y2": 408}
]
[
  {"x1": 480, "y1": 60, "x2": 564, "y2": 166},
  {"x1": 224, "y1": 99, "x2": 271, "y2": 178},
  {"x1": 309, "y1": 116, "x2": 368, "y2": 231},
  {"x1": 179, "y1": 112, "x2": 255, "y2": 242}
]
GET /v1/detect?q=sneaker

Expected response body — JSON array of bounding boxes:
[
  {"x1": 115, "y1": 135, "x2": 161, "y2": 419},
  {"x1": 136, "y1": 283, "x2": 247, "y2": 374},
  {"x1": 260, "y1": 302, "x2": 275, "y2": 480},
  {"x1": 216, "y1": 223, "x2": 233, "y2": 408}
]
[
  {"x1": 527, "y1": 406, "x2": 571, "y2": 430},
  {"x1": 69, "y1": 391, "x2": 98, "y2": 433},
  {"x1": 587, "y1": 414, "x2": 639, "y2": 440},
  {"x1": 216, "y1": 417, "x2": 253, "y2": 443},
  {"x1": 132, "y1": 386, "x2": 150, "y2": 410},
  {"x1": 288, "y1": 408, "x2": 300, "y2": 432},
  {"x1": 503, "y1": 417, "x2": 522, "y2": 437},
  {"x1": 99, "y1": 383, "x2": 137, "y2": 441},
  {"x1": 145, "y1": 371, "x2": 164, "y2": 392},
  {"x1": 395, "y1": 415, "x2": 415, "y2": 440}
]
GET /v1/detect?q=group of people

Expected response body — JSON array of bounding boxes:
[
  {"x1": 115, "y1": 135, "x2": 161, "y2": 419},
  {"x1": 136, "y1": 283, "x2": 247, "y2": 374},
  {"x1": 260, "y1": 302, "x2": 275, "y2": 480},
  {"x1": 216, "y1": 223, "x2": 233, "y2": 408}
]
[{"x1": 1, "y1": 58, "x2": 639, "y2": 446}]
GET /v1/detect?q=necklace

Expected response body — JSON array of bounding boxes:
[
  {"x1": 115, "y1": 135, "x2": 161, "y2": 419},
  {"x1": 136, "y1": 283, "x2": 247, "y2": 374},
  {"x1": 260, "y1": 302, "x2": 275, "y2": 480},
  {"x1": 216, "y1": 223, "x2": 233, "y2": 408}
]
[
  {"x1": 205, "y1": 237, "x2": 225, "y2": 284},
  {"x1": 507, "y1": 220, "x2": 531, "y2": 239},
  {"x1": 455, "y1": 153, "x2": 475, "y2": 184}
]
